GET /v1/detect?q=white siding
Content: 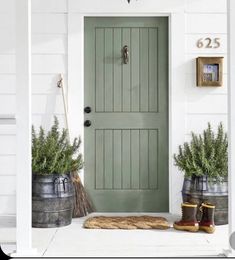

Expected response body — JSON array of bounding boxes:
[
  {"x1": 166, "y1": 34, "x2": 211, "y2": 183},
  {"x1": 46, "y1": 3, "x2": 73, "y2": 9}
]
[
  {"x1": 32, "y1": 74, "x2": 67, "y2": 94},
  {"x1": 32, "y1": 14, "x2": 67, "y2": 34},
  {"x1": 0, "y1": 75, "x2": 16, "y2": 94},
  {"x1": 0, "y1": 0, "x2": 68, "y2": 216},
  {"x1": 0, "y1": 196, "x2": 16, "y2": 215},
  {"x1": 0, "y1": 55, "x2": 16, "y2": 73},
  {"x1": 0, "y1": 1, "x2": 16, "y2": 216},
  {"x1": 0, "y1": 96, "x2": 16, "y2": 114},
  {"x1": 0, "y1": 0, "x2": 228, "y2": 216},
  {"x1": 31, "y1": 0, "x2": 68, "y2": 134},
  {"x1": 185, "y1": 0, "x2": 228, "y2": 139},
  {"x1": 185, "y1": 0, "x2": 227, "y2": 13},
  {"x1": 185, "y1": 14, "x2": 227, "y2": 34},
  {"x1": 32, "y1": 0, "x2": 67, "y2": 13},
  {"x1": 186, "y1": 114, "x2": 228, "y2": 134},
  {"x1": 0, "y1": 155, "x2": 16, "y2": 175},
  {"x1": 32, "y1": 35, "x2": 67, "y2": 54}
]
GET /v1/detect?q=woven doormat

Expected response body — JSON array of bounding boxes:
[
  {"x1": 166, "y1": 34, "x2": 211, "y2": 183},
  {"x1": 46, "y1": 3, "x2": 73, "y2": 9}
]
[{"x1": 84, "y1": 216, "x2": 170, "y2": 230}]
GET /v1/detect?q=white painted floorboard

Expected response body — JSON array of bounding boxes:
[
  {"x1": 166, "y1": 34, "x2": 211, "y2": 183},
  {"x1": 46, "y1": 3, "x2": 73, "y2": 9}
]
[{"x1": 0, "y1": 213, "x2": 229, "y2": 257}]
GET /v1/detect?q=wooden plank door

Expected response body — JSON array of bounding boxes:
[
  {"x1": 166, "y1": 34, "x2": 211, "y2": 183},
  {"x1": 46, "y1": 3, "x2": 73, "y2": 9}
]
[{"x1": 84, "y1": 17, "x2": 168, "y2": 212}]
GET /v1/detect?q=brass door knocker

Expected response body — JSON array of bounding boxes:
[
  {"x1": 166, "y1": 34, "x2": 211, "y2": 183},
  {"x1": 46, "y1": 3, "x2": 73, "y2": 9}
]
[{"x1": 123, "y1": 45, "x2": 129, "y2": 64}]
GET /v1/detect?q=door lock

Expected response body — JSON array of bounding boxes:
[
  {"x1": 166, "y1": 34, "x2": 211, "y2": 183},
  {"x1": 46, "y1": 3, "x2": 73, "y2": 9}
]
[
  {"x1": 84, "y1": 106, "x2": 92, "y2": 113},
  {"x1": 84, "y1": 120, "x2": 92, "y2": 127}
]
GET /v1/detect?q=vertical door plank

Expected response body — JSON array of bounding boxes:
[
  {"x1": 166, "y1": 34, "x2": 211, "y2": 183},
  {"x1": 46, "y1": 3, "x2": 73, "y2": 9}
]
[
  {"x1": 113, "y1": 130, "x2": 122, "y2": 189},
  {"x1": 122, "y1": 130, "x2": 131, "y2": 189},
  {"x1": 149, "y1": 28, "x2": 158, "y2": 112},
  {"x1": 131, "y1": 129, "x2": 140, "y2": 189},
  {"x1": 95, "y1": 130, "x2": 104, "y2": 189},
  {"x1": 122, "y1": 28, "x2": 131, "y2": 112},
  {"x1": 104, "y1": 28, "x2": 113, "y2": 112},
  {"x1": 149, "y1": 130, "x2": 158, "y2": 189},
  {"x1": 131, "y1": 28, "x2": 140, "y2": 112},
  {"x1": 95, "y1": 28, "x2": 105, "y2": 112},
  {"x1": 113, "y1": 28, "x2": 122, "y2": 112},
  {"x1": 140, "y1": 130, "x2": 149, "y2": 189},
  {"x1": 104, "y1": 130, "x2": 113, "y2": 189},
  {"x1": 140, "y1": 28, "x2": 149, "y2": 112}
]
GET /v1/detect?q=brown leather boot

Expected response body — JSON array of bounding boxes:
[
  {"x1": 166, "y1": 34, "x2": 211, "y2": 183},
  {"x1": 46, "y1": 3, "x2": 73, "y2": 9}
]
[
  {"x1": 199, "y1": 203, "x2": 215, "y2": 234},
  {"x1": 173, "y1": 202, "x2": 199, "y2": 232}
]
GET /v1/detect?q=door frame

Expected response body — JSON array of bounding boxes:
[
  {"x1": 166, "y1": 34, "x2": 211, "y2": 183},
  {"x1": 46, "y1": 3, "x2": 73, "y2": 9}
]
[{"x1": 67, "y1": 0, "x2": 186, "y2": 215}]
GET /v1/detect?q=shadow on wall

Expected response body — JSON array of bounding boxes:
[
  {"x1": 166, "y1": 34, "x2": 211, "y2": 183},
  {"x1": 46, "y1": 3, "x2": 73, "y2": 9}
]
[
  {"x1": 0, "y1": 5, "x2": 67, "y2": 130},
  {"x1": 40, "y1": 75, "x2": 66, "y2": 131}
]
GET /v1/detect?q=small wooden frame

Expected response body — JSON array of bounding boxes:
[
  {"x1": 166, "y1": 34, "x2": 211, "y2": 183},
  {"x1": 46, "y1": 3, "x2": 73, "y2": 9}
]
[{"x1": 196, "y1": 57, "x2": 224, "y2": 87}]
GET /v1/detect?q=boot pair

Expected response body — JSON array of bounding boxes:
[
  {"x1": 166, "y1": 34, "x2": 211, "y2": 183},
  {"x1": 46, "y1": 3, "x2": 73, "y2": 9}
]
[{"x1": 173, "y1": 202, "x2": 215, "y2": 233}]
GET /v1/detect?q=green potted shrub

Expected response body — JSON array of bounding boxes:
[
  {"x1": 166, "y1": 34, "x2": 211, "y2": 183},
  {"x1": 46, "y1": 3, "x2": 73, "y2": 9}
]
[
  {"x1": 174, "y1": 123, "x2": 228, "y2": 225},
  {"x1": 32, "y1": 117, "x2": 83, "y2": 228}
]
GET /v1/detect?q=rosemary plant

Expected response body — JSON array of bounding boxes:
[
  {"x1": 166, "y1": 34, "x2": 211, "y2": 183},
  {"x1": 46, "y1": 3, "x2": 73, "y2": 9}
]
[
  {"x1": 32, "y1": 117, "x2": 83, "y2": 175},
  {"x1": 174, "y1": 123, "x2": 228, "y2": 182}
]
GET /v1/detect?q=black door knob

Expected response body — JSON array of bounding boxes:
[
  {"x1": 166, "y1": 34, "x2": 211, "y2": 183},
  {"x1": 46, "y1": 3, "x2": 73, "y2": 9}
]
[
  {"x1": 84, "y1": 120, "x2": 92, "y2": 127},
  {"x1": 84, "y1": 106, "x2": 92, "y2": 113}
]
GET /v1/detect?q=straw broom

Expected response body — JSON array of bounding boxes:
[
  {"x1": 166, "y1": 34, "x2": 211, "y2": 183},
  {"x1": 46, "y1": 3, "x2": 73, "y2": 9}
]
[{"x1": 57, "y1": 74, "x2": 94, "y2": 217}]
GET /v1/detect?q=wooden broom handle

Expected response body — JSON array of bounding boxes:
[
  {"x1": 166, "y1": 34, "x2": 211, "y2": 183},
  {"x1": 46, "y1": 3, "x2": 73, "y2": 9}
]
[{"x1": 57, "y1": 74, "x2": 70, "y2": 139}]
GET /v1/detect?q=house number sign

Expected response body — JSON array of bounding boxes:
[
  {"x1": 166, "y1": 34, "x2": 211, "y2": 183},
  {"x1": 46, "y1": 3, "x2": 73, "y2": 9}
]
[{"x1": 197, "y1": 38, "x2": 221, "y2": 49}]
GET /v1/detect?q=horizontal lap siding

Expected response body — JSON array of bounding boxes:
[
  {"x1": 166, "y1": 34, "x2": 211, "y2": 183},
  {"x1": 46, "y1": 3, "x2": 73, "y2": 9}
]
[
  {"x1": 32, "y1": 114, "x2": 66, "y2": 130},
  {"x1": 32, "y1": 74, "x2": 68, "y2": 94},
  {"x1": 0, "y1": 2, "x2": 16, "y2": 215},
  {"x1": 32, "y1": 35, "x2": 67, "y2": 54},
  {"x1": 186, "y1": 114, "x2": 228, "y2": 134},
  {"x1": 32, "y1": 14, "x2": 67, "y2": 34},
  {"x1": 185, "y1": 0, "x2": 227, "y2": 13},
  {"x1": 0, "y1": 0, "x2": 15, "y2": 12},
  {"x1": 0, "y1": 155, "x2": 16, "y2": 175},
  {"x1": 186, "y1": 14, "x2": 227, "y2": 34},
  {"x1": 0, "y1": 196, "x2": 16, "y2": 215},
  {"x1": 0, "y1": 0, "x2": 68, "y2": 216},
  {"x1": 185, "y1": 0, "x2": 227, "y2": 136},
  {"x1": 0, "y1": 75, "x2": 16, "y2": 94},
  {"x1": 0, "y1": 131, "x2": 16, "y2": 213},
  {"x1": 32, "y1": 0, "x2": 67, "y2": 13},
  {"x1": 0, "y1": 55, "x2": 15, "y2": 74},
  {"x1": 31, "y1": 1, "x2": 68, "y2": 131}
]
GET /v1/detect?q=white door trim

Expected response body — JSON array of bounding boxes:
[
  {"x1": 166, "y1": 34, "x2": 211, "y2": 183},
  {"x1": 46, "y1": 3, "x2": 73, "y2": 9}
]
[{"x1": 67, "y1": 0, "x2": 186, "y2": 215}]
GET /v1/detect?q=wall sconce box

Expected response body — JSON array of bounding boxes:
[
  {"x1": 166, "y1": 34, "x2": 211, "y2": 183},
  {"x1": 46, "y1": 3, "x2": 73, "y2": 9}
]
[{"x1": 196, "y1": 57, "x2": 224, "y2": 87}]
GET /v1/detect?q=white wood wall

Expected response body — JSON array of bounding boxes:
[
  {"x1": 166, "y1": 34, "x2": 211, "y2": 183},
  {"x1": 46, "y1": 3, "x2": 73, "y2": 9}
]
[
  {"x1": 185, "y1": 0, "x2": 227, "y2": 137},
  {"x1": 31, "y1": 0, "x2": 67, "y2": 129},
  {"x1": 0, "y1": 0, "x2": 228, "y2": 216},
  {"x1": 0, "y1": 0, "x2": 17, "y2": 216}
]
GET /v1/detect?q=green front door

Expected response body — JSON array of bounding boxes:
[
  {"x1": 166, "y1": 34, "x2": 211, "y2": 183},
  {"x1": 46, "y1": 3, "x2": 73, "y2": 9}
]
[{"x1": 84, "y1": 17, "x2": 168, "y2": 212}]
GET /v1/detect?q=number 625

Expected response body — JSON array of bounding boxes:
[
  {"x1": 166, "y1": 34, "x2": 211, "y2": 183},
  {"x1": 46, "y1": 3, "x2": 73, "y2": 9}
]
[{"x1": 197, "y1": 38, "x2": 221, "y2": 49}]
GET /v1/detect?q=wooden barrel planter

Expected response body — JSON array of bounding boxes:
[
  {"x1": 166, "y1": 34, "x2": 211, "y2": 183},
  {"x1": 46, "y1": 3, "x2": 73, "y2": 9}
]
[
  {"x1": 182, "y1": 176, "x2": 228, "y2": 225},
  {"x1": 32, "y1": 173, "x2": 75, "y2": 228}
]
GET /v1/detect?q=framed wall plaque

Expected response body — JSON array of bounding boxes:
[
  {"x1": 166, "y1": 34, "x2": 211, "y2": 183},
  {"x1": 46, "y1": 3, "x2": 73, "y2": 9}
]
[{"x1": 196, "y1": 57, "x2": 223, "y2": 87}]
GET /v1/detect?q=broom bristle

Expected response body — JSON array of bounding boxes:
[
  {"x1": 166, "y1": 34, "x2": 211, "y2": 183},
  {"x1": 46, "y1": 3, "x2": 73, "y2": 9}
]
[{"x1": 72, "y1": 171, "x2": 95, "y2": 218}]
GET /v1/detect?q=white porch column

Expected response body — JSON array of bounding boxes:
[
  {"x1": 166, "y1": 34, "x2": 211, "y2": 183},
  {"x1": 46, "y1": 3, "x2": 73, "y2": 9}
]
[
  {"x1": 12, "y1": 0, "x2": 36, "y2": 256},
  {"x1": 228, "y1": 0, "x2": 235, "y2": 256}
]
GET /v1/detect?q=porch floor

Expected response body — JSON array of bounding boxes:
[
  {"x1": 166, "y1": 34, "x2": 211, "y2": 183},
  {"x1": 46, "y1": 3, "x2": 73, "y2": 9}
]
[{"x1": 1, "y1": 213, "x2": 229, "y2": 257}]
